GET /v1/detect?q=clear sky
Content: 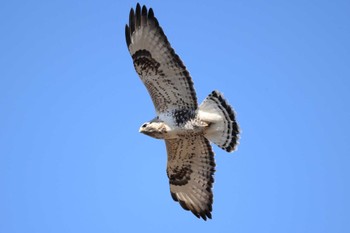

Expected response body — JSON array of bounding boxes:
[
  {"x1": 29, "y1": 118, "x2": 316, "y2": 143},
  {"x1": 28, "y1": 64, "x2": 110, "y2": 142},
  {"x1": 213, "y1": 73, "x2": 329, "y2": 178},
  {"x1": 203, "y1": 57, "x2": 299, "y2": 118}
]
[{"x1": 1, "y1": 1, "x2": 349, "y2": 232}]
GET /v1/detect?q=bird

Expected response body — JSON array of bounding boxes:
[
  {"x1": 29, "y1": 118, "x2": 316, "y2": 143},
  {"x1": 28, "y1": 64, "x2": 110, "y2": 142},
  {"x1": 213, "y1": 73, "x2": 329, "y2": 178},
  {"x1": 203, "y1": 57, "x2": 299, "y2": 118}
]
[{"x1": 125, "y1": 3, "x2": 240, "y2": 220}]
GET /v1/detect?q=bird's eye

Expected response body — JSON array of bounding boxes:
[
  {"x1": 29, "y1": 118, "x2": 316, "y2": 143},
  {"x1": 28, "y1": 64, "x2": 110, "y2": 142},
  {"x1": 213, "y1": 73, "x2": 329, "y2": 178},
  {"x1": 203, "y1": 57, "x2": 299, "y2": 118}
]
[{"x1": 142, "y1": 123, "x2": 147, "y2": 128}]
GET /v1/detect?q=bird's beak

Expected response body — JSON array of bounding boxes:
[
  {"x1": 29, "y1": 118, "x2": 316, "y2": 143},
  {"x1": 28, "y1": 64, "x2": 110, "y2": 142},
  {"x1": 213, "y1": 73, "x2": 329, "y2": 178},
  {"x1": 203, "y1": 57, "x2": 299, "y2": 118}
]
[
  {"x1": 139, "y1": 127, "x2": 153, "y2": 137},
  {"x1": 139, "y1": 123, "x2": 148, "y2": 134},
  {"x1": 139, "y1": 125, "x2": 148, "y2": 134}
]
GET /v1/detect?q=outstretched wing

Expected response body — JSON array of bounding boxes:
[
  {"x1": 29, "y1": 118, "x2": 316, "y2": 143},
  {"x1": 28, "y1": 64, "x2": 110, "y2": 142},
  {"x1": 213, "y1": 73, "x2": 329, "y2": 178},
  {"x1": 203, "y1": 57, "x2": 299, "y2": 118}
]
[
  {"x1": 125, "y1": 4, "x2": 197, "y2": 114},
  {"x1": 165, "y1": 135, "x2": 215, "y2": 220}
]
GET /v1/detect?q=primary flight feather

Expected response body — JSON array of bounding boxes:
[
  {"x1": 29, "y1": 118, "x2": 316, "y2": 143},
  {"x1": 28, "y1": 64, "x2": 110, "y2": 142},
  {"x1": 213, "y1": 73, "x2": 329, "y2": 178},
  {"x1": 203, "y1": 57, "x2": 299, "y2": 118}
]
[{"x1": 125, "y1": 3, "x2": 240, "y2": 220}]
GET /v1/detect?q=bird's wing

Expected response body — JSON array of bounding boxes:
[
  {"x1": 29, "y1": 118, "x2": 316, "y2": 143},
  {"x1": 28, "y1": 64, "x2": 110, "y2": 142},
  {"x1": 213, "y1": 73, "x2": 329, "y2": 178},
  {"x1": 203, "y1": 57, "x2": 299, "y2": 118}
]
[
  {"x1": 165, "y1": 134, "x2": 215, "y2": 220},
  {"x1": 125, "y1": 4, "x2": 197, "y2": 114}
]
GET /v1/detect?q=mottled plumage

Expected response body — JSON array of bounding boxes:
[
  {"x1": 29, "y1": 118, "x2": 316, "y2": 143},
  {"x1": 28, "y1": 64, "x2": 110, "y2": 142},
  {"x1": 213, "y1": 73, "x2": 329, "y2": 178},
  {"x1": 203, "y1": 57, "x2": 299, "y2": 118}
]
[{"x1": 125, "y1": 4, "x2": 240, "y2": 220}]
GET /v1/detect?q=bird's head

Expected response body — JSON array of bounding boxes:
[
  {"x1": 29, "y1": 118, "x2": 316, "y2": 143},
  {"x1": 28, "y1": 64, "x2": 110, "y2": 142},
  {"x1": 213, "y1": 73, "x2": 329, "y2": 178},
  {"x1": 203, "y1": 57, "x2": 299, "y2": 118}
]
[{"x1": 139, "y1": 120, "x2": 167, "y2": 139}]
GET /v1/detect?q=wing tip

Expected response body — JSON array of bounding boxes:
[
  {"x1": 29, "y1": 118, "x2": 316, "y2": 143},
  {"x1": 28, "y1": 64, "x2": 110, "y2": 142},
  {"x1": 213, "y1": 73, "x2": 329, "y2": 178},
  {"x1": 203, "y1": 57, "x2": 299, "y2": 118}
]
[
  {"x1": 126, "y1": 3, "x2": 160, "y2": 48},
  {"x1": 170, "y1": 191, "x2": 213, "y2": 221},
  {"x1": 127, "y1": 3, "x2": 154, "y2": 28},
  {"x1": 193, "y1": 209, "x2": 212, "y2": 221}
]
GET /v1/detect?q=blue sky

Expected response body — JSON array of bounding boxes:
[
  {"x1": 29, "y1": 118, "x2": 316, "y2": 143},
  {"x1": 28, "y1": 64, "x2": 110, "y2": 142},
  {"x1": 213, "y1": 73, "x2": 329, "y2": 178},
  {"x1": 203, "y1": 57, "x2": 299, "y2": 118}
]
[{"x1": 1, "y1": 0, "x2": 349, "y2": 232}]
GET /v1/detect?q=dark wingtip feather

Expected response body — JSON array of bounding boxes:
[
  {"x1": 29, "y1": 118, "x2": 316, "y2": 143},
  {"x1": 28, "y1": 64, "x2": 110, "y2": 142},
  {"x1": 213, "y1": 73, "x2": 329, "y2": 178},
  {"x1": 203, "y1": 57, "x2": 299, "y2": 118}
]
[
  {"x1": 170, "y1": 192, "x2": 177, "y2": 201},
  {"x1": 125, "y1": 24, "x2": 131, "y2": 47},
  {"x1": 178, "y1": 199, "x2": 190, "y2": 211},
  {"x1": 190, "y1": 205, "x2": 212, "y2": 221},
  {"x1": 199, "y1": 212, "x2": 207, "y2": 220},
  {"x1": 193, "y1": 209, "x2": 212, "y2": 221},
  {"x1": 207, "y1": 211, "x2": 212, "y2": 219},
  {"x1": 135, "y1": 3, "x2": 141, "y2": 28},
  {"x1": 129, "y1": 8, "x2": 135, "y2": 34},
  {"x1": 141, "y1": 5, "x2": 147, "y2": 16},
  {"x1": 148, "y1": 8, "x2": 154, "y2": 19},
  {"x1": 141, "y1": 5, "x2": 148, "y2": 26},
  {"x1": 170, "y1": 192, "x2": 213, "y2": 220}
]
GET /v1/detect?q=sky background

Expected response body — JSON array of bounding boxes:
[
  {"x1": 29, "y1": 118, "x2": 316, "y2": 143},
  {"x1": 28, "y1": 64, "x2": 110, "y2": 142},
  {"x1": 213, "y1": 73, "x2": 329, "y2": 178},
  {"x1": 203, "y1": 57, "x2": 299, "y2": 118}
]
[{"x1": 1, "y1": 0, "x2": 349, "y2": 232}]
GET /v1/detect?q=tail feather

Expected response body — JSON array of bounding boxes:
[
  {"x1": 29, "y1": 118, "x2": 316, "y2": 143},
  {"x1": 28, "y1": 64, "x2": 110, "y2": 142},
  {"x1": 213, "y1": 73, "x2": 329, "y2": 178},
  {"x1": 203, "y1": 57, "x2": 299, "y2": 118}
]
[{"x1": 198, "y1": 91, "x2": 239, "y2": 152}]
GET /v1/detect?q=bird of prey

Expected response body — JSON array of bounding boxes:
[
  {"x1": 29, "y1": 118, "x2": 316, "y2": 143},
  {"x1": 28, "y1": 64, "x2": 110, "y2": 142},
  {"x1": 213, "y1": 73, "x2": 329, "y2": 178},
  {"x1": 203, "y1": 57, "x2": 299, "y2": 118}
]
[{"x1": 125, "y1": 3, "x2": 239, "y2": 220}]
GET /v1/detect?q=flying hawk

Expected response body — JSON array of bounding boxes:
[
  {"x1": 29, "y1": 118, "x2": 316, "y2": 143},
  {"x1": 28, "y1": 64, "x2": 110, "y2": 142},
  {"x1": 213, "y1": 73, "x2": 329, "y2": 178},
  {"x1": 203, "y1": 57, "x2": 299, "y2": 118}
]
[{"x1": 125, "y1": 3, "x2": 239, "y2": 220}]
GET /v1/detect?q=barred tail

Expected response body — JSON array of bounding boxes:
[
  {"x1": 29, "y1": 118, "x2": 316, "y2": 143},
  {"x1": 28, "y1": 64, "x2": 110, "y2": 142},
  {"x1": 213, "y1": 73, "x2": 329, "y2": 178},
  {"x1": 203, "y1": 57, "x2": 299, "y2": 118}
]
[{"x1": 198, "y1": 90, "x2": 239, "y2": 152}]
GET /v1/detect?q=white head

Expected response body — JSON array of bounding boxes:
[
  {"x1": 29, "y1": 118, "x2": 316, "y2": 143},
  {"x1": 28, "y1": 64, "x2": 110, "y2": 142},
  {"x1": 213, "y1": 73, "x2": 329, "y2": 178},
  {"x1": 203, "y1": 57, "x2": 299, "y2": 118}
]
[{"x1": 139, "y1": 120, "x2": 168, "y2": 139}]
